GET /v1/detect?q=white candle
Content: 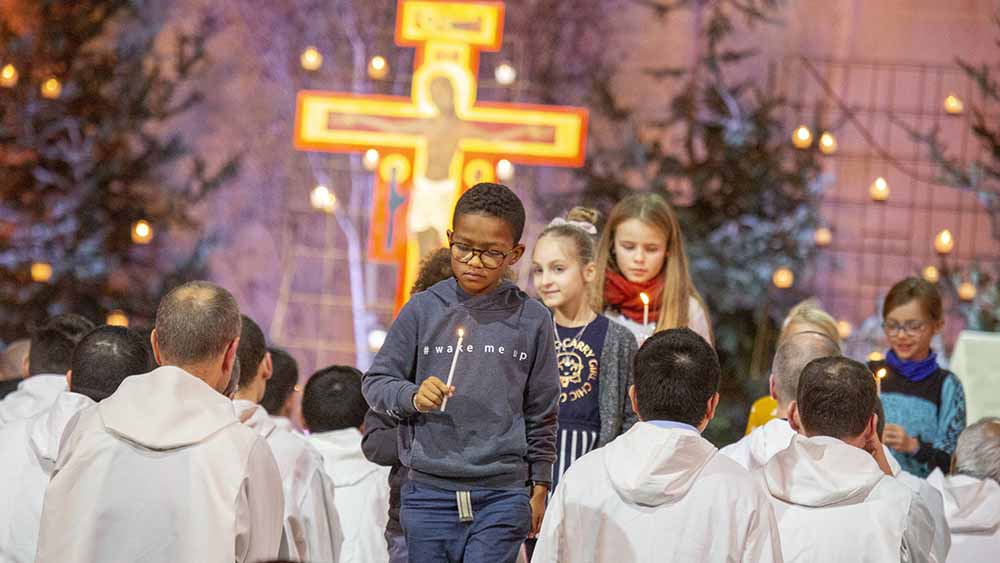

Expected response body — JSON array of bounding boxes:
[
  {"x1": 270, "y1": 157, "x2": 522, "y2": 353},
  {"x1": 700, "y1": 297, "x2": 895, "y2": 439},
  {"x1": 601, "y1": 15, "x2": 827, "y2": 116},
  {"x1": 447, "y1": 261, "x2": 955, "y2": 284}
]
[
  {"x1": 639, "y1": 292, "x2": 650, "y2": 328},
  {"x1": 440, "y1": 327, "x2": 464, "y2": 412}
]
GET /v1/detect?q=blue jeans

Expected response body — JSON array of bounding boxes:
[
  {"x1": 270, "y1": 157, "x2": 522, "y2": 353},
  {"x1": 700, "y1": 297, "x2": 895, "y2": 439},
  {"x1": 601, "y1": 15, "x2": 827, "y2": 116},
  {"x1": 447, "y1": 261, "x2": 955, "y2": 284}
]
[{"x1": 401, "y1": 481, "x2": 530, "y2": 563}]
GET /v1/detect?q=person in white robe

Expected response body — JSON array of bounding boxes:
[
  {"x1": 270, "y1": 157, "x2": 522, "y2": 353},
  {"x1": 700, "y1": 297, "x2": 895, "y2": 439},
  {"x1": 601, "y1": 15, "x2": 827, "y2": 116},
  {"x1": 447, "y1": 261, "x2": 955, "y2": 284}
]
[
  {"x1": 0, "y1": 325, "x2": 153, "y2": 563},
  {"x1": 720, "y1": 331, "x2": 840, "y2": 471},
  {"x1": 926, "y1": 417, "x2": 1000, "y2": 562},
  {"x1": 0, "y1": 326, "x2": 153, "y2": 561},
  {"x1": 533, "y1": 328, "x2": 782, "y2": 563},
  {"x1": 34, "y1": 281, "x2": 284, "y2": 563},
  {"x1": 233, "y1": 314, "x2": 343, "y2": 562},
  {"x1": 759, "y1": 356, "x2": 935, "y2": 563},
  {"x1": 304, "y1": 365, "x2": 391, "y2": 563},
  {"x1": 0, "y1": 314, "x2": 94, "y2": 425}
]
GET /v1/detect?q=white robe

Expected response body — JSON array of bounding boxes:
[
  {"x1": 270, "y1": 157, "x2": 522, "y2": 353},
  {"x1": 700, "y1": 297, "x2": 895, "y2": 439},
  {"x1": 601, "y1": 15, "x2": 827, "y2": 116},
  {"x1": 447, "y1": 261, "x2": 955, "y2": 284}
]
[
  {"x1": 533, "y1": 422, "x2": 783, "y2": 562},
  {"x1": 0, "y1": 375, "x2": 66, "y2": 426},
  {"x1": 234, "y1": 399, "x2": 343, "y2": 562},
  {"x1": 887, "y1": 448, "x2": 952, "y2": 562},
  {"x1": 34, "y1": 366, "x2": 285, "y2": 563},
  {"x1": 308, "y1": 428, "x2": 391, "y2": 563},
  {"x1": 758, "y1": 435, "x2": 936, "y2": 563},
  {"x1": 0, "y1": 391, "x2": 93, "y2": 563},
  {"x1": 719, "y1": 417, "x2": 796, "y2": 472},
  {"x1": 926, "y1": 469, "x2": 1000, "y2": 563}
]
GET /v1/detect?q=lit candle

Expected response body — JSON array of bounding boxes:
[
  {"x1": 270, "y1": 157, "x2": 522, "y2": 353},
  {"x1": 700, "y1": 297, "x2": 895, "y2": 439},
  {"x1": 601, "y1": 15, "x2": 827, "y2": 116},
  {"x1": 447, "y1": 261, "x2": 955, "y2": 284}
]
[
  {"x1": 869, "y1": 177, "x2": 890, "y2": 202},
  {"x1": 639, "y1": 292, "x2": 650, "y2": 328},
  {"x1": 440, "y1": 327, "x2": 464, "y2": 412},
  {"x1": 934, "y1": 229, "x2": 954, "y2": 255},
  {"x1": 943, "y1": 94, "x2": 964, "y2": 115}
]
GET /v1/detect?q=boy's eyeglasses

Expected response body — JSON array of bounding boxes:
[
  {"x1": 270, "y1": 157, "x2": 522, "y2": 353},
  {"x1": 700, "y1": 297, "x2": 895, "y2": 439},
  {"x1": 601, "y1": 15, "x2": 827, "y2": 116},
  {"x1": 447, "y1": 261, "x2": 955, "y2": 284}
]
[
  {"x1": 449, "y1": 241, "x2": 511, "y2": 270},
  {"x1": 882, "y1": 321, "x2": 928, "y2": 337}
]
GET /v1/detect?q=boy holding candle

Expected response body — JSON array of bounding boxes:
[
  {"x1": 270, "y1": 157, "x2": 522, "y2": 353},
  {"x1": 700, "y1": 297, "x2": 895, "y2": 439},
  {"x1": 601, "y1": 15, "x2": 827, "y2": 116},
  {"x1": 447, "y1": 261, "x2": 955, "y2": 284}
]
[{"x1": 362, "y1": 183, "x2": 560, "y2": 563}]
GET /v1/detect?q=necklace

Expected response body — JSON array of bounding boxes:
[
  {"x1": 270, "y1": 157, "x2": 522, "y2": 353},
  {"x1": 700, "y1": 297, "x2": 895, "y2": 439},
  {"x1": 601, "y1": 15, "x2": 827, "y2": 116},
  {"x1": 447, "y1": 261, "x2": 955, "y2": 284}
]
[{"x1": 553, "y1": 311, "x2": 596, "y2": 353}]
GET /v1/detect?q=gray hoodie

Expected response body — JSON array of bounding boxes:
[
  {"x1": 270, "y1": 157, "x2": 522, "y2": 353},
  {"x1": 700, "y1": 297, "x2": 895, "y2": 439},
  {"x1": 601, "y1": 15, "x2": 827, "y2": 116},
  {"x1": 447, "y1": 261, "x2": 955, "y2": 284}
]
[{"x1": 362, "y1": 278, "x2": 560, "y2": 491}]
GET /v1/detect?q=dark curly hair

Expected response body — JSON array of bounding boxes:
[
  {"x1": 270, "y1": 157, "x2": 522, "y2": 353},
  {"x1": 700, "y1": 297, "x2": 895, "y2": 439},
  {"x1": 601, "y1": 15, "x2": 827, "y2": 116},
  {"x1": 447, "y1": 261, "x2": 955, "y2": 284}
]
[
  {"x1": 411, "y1": 248, "x2": 453, "y2": 293},
  {"x1": 452, "y1": 182, "x2": 526, "y2": 243}
]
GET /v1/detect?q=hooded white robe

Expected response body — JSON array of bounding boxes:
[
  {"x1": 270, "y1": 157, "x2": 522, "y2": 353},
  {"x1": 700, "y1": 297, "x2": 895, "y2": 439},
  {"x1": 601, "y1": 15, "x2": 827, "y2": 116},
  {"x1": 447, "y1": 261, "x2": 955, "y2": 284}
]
[
  {"x1": 0, "y1": 375, "x2": 66, "y2": 426},
  {"x1": 532, "y1": 421, "x2": 782, "y2": 563},
  {"x1": 926, "y1": 469, "x2": 1000, "y2": 563},
  {"x1": 234, "y1": 399, "x2": 343, "y2": 562},
  {"x1": 887, "y1": 447, "x2": 952, "y2": 562},
  {"x1": 759, "y1": 435, "x2": 936, "y2": 563},
  {"x1": 0, "y1": 391, "x2": 93, "y2": 563},
  {"x1": 34, "y1": 366, "x2": 285, "y2": 563},
  {"x1": 308, "y1": 428, "x2": 391, "y2": 563},
  {"x1": 720, "y1": 417, "x2": 796, "y2": 472},
  {"x1": 722, "y1": 419, "x2": 951, "y2": 561}
]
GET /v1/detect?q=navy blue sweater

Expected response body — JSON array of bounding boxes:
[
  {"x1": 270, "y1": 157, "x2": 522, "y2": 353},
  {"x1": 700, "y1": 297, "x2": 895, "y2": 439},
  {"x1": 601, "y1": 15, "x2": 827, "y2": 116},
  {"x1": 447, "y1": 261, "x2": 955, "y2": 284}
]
[{"x1": 362, "y1": 278, "x2": 560, "y2": 490}]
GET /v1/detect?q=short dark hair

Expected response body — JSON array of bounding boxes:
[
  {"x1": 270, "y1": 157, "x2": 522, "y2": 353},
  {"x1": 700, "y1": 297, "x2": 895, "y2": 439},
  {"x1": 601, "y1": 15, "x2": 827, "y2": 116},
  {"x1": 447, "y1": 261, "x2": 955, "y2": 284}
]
[
  {"x1": 261, "y1": 347, "x2": 298, "y2": 415},
  {"x1": 154, "y1": 281, "x2": 241, "y2": 365},
  {"x1": 797, "y1": 356, "x2": 878, "y2": 439},
  {"x1": 302, "y1": 365, "x2": 367, "y2": 432},
  {"x1": 632, "y1": 328, "x2": 720, "y2": 426},
  {"x1": 452, "y1": 182, "x2": 526, "y2": 243},
  {"x1": 411, "y1": 248, "x2": 453, "y2": 293},
  {"x1": 883, "y1": 276, "x2": 943, "y2": 322},
  {"x1": 70, "y1": 326, "x2": 153, "y2": 401},
  {"x1": 236, "y1": 315, "x2": 267, "y2": 389},
  {"x1": 28, "y1": 314, "x2": 96, "y2": 376},
  {"x1": 771, "y1": 331, "x2": 841, "y2": 405}
]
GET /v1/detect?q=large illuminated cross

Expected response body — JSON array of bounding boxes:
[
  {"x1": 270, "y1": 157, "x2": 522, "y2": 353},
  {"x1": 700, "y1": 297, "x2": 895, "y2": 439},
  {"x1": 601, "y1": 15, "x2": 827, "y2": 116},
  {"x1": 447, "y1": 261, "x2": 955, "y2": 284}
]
[{"x1": 294, "y1": 0, "x2": 588, "y2": 312}]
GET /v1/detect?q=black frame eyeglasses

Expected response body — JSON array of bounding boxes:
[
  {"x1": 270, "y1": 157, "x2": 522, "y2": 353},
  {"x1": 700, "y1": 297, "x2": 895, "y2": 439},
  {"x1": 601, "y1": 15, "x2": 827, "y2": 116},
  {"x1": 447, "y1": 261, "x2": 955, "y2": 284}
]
[{"x1": 449, "y1": 240, "x2": 514, "y2": 270}]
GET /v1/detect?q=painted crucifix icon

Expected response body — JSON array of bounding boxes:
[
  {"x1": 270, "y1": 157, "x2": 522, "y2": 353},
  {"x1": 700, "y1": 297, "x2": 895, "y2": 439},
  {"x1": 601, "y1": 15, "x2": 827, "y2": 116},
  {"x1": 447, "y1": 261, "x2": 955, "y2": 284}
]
[{"x1": 295, "y1": 0, "x2": 588, "y2": 312}]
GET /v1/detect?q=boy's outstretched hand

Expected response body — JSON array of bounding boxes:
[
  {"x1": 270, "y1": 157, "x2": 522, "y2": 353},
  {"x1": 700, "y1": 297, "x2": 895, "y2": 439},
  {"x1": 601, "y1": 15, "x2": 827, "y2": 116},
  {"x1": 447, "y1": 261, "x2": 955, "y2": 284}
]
[
  {"x1": 528, "y1": 484, "x2": 548, "y2": 538},
  {"x1": 413, "y1": 376, "x2": 455, "y2": 412}
]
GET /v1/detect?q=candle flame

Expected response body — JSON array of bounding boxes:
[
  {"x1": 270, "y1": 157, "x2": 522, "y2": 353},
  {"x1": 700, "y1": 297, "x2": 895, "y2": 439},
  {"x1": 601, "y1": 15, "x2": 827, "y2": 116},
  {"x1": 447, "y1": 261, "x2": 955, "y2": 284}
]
[
  {"x1": 457, "y1": 327, "x2": 464, "y2": 337},
  {"x1": 876, "y1": 368, "x2": 887, "y2": 380},
  {"x1": 639, "y1": 292, "x2": 649, "y2": 305}
]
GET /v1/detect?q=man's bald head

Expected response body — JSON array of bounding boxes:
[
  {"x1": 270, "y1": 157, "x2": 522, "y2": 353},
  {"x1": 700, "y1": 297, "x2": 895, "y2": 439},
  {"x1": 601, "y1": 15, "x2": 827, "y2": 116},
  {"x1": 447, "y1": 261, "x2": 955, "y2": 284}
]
[
  {"x1": 772, "y1": 330, "x2": 841, "y2": 408},
  {"x1": 0, "y1": 339, "x2": 29, "y2": 381},
  {"x1": 154, "y1": 281, "x2": 241, "y2": 366},
  {"x1": 954, "y1": 417, "x2": 1000, "y2": 483}
]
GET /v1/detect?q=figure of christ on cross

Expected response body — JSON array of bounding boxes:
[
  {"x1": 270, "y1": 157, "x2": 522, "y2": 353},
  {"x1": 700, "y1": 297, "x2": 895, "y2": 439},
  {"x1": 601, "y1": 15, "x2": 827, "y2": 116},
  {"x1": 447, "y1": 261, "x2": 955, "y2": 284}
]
[{"x1": 330, "y1": 75, "x2": 549, "y2": 259}]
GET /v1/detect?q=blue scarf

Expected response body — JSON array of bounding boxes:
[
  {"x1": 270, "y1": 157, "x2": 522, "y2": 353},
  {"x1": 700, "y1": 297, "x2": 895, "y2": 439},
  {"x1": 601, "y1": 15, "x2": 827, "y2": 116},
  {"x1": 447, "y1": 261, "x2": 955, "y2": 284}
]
[{"x1": 885, "y1": 349, "x2": 939, "y2": 383}]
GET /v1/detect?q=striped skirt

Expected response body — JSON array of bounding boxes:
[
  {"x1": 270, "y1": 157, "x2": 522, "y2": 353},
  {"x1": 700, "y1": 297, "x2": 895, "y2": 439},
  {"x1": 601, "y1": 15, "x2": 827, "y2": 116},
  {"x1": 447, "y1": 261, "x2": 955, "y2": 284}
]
[{"x1": 550, "y1": 422, "x2": 600, "y2": 495}]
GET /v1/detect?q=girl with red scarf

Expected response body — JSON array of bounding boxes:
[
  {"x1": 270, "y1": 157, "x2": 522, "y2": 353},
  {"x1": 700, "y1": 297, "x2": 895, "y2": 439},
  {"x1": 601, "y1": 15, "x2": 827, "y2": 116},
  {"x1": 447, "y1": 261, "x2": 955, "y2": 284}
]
[{"x1": 592, "y1": 193, "x2": 712, "y2": 344}]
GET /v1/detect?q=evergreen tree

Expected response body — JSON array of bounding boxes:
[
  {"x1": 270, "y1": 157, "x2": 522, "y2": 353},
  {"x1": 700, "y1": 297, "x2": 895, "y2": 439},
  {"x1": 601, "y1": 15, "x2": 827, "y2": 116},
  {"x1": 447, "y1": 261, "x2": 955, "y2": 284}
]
[
  {"x1": 572, "y1": 0, "x2": 825, "y2": 442},
  {"x1": 0, "y1": 1, "x2": 236, "y2": 340}
]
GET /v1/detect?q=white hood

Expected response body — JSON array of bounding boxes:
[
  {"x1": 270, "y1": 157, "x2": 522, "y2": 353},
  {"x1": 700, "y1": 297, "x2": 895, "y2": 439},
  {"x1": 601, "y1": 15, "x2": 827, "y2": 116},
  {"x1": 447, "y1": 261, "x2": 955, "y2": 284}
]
[
  {"x1": 720, "y1": 417, "x2": 795, "y2": 471},
  {"x1": 763, "y1": 435, "x2": 886, "y2": 508},
  {"x1": 270, "y1": 415, "x2": 298, "y2": 434},
  {"x1": 98, "y1": 366, "x2": 237, "y2": 450},
  {"x1": 602, "y1": 422, "x2": 716, "y2": 507},
  {"x1": 233, "y1": 399, "x2": 278, "y2": 440},
  {"x1": 0, "y1": 374, "x2": 67, "y2": 423},
  {"x1": 927, "y1": 469, "x2": 1000, "y2": 533},
  {"x1": 27, "y1": 392, "x2": 95, "y2": 465},
  {"x1": 310, "y1": 428, "x2": 379, "y2": 487}
]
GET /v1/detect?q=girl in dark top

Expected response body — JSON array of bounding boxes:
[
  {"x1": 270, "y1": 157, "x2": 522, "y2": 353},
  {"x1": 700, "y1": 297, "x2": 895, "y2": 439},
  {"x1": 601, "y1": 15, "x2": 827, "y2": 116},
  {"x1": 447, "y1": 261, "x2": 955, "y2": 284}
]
[
  {"x1": 530, "y1": 208, "x2": 639, "y2": 495},
  {"x1": 870, "y1": 277, "x2": 966, "y2": 477}
]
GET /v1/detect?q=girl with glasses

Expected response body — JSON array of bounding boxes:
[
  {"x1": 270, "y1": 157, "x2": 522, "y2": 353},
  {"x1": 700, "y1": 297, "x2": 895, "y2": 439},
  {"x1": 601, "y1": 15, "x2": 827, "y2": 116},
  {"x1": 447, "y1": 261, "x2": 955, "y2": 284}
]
[{"x1": 870, "y1": 277, "x2": 967, "y2": 477}]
